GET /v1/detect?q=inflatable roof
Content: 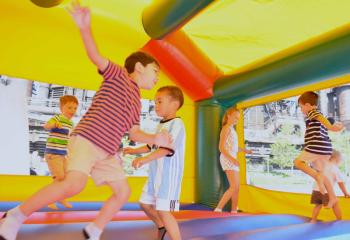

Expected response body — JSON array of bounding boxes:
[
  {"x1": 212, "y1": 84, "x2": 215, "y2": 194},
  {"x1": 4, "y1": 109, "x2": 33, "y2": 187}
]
[{"x1": 2, "y1": 0, "x2": 350, "y2": 101}]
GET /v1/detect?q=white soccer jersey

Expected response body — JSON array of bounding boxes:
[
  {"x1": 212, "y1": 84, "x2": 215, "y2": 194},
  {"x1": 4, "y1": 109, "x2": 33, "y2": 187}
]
[{"x1": 143, "y1": 117, "x2": 186, "y2": 201}]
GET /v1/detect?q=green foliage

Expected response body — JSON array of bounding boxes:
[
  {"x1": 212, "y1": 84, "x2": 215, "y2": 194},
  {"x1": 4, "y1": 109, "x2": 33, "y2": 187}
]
[{"x1": 270, "y1": 123, "x2": 300, "y2": 169}]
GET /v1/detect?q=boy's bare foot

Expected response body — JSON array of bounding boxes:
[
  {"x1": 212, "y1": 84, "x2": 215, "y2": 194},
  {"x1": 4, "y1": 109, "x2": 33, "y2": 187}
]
[
  {"x1": 60, "y1": 200, "x2": 73, "y2": 208},
  {"x1": 47, "y1": 203, "x2": 59, "y2": 210},
  {"x1": 325, "y1": 197, "x2": 338, "y2": 209},
  {"x1": 315, "y1": 173, "x2": 326, "y2": 194},
  {"x1": 310, "y1": 219, "x2": 317, "y2": 223}
]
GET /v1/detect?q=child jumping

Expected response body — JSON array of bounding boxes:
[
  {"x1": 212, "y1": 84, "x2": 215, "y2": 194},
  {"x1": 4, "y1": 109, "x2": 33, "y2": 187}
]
[
  {"x1": 214, "y1": 107, "x2": 252, "y2": 213},
  {"x1": 310, "y1": 150, "x2": 350, "y2": 223},
  {"x1": 0, "y1": 2, "x2": 171, "y2": 240},
  {"x1": 124, "y1": 86, "x2": 185, "y2": 240},
  {"x1": 294, "y1": 91, "x2": 344, "y2": 209},
  {"x1": 44, "y1": 95, "x2": 78, "y2": 210}
]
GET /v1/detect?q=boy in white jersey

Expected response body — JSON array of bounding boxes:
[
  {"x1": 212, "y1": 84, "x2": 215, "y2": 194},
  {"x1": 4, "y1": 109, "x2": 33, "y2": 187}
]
[
  {"x1": 124, "y1": 86, "x2": 185, "y2": 240},
  {"x1": 44, "y1": 95, "x2": 78, "y2": 210},
  {"x1": 294, "y1": 91, "x2": 344, "y2": 209},
  {"x1": 310, "y1": 150, "x2": 350, "y2": 223}
]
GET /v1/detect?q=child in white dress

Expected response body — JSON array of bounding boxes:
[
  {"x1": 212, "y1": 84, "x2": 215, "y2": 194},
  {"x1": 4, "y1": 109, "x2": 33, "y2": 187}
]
[{"x1": 214, "y1": 107, "x2": 252, "y2": 213}]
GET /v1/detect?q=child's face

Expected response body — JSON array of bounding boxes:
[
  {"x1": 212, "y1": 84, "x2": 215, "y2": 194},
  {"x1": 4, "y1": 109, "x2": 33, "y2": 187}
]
[
  {"x1": 298, "y1": 102, "x2": 313, "y2": 115},
  {"x1": 155, "y1": 91, "x2": 178, "y2": 119},
  {"x1": 228, "y1": 111, "x2": 240, "y2": 125},
  {"x1": 61, "y1": 102, "x2": 78, "y2": 119},
  {"x1": 138, "y1": 62, "x2": 159, "y2": 90}
]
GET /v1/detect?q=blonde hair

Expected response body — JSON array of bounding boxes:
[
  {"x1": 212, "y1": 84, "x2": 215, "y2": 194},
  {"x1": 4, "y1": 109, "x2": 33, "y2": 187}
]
[
  {"x1": 330, "y1": 150, "x2": 342, "y2": 164},
  {"x1": 222, "y1": 106, "x2": 239, "y2": 126}
]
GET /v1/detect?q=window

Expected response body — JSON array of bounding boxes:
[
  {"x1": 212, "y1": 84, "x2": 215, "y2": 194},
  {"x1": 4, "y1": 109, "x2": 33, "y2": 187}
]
[{"x1": 244, "y1": 84, "x2": 350, "y2": 194}]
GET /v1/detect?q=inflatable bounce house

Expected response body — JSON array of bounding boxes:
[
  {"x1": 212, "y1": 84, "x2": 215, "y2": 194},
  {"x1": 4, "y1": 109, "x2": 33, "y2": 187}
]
[{"x1": 1, "y1": 0, "x2": 350, "y2": 239}]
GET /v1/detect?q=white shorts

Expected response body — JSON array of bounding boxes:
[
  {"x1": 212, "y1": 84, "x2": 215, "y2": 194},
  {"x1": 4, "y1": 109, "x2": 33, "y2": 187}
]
[
  {"x1": 67, "y1": 135, "x2": 125, "y2": 186},
  {"x1": 297, "y1": 151, "x2": 331, "y2": 171},
  {"x1": 220, "y1": 155, "x2": 239, "y2": 172},
  {"x1": 139, "y1": 191, "x2": 180, "y2": 212}
]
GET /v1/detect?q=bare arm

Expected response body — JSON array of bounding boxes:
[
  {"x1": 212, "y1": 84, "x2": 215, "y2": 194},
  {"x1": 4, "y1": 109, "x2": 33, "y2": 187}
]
[
  {"x1": 132, "y1": 148, "x2": 171, "y2": 169},
  {"x1": 317, "y1": 115, "x2": 344, "y2": 132},
  {"x1": 338, "y1": 182, "x2": 350, "y2": 197},
  {"x1": 129, "y1": 125, "x2": 172, "y2": 148},
  {"x1": 219, "y1": 125, "x2": 238, "y2": 164},
  {"x1": 43, "y1": 118, "x2": 61, "y2": 130},
  {"x1": 238, "y1": 147, "x2": 252, "y2": 154},
  {"x1": 67, "y1": 1, "x2": 108, "y2": 71},
  {"x1": 123, "y1": 145, "x2": 150, "y2": 155}
]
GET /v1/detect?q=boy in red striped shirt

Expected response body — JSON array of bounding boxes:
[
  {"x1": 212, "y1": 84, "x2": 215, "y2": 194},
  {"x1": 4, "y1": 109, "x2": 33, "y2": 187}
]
[{"x1": 0, "y1": 2, "x2": 171, "y2": 240}]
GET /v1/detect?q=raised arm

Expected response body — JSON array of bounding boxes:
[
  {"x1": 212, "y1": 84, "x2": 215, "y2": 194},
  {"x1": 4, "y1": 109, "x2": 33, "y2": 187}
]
[{"x1": 67, "y1": 1, "x2": 108, "y2": 71}]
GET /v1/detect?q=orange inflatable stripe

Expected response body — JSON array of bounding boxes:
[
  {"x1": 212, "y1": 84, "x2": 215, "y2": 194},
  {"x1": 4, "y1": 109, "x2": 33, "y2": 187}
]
[{"x1": 0, "y1": 211, "x2": 249, "y2": 224}]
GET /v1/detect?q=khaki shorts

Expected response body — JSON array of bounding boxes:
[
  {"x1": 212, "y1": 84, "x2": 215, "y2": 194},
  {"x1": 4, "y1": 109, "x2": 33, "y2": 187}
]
[
  {"x1": 67, "y1": 135, "x2": 125, "y2": 186},
  {"x1": 297, "y1": 151, "x2": 331, "y2": 171},
  {"x1": 45, "y1": 154, "x2": 67, "y2": 180}
]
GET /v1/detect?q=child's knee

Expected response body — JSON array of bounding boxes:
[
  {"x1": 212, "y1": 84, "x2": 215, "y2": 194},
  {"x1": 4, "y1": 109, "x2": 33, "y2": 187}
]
[
  {"x1": 61, "y1": 173, "x2": 87, "y2": 196},
  {"x1": 54, "y1": 173, "x2": 65, "y2": 181},
  {"x1": 63, "y1": 180, "x2": 85, "y2": 197},
  {"x1": 113, "y1": 181, "x2": 130, "y2": 202}
]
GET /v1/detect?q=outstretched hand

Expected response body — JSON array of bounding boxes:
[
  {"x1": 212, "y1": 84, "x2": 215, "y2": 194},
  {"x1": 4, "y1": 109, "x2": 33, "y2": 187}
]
[
  {"x1": 66, "y1": 0, "x2": 91, "y2": 29},
  {"x1": 333, "y1": 122, "x2": 344, "y2": 132},
  {"x1": 132, "y1": 157, "x2": 146, "y2": 169}
]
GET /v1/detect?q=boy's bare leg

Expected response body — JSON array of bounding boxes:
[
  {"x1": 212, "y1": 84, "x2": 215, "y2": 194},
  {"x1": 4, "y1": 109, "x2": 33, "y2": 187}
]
[
  {"x1": 294, "y1": 159, "x2": 326, "y2": 194},
  {"x1": 0, "y1": 171, "x2": 87, "y2": 240},
  {"x1": 140, "y1": 203, "x2": 164, "y2": 227},
  {"x1": 92, "y1": 178, "x2": 130, "y2": 230},
  {"x1": 310, "y1": 205, "x2": 322, "y2": 223},
  {"x1": 20, "y1": 171, "x2": 87, "y2": 215},
  {"x1": 158, "y1": 211, "x2": 181, "y2": 240},
  {"x1": 141, "y1": 204, "x2": 166, "y2": 239},
  {"x1": 332, "y1": 202, "x2": 342, "y2": 220},
  {"x1": 83, "y1": 178, "x2": 130, "y2": 240},
  {"x1": 323, "y1": 177, "x2": 338, "y2": 208}
]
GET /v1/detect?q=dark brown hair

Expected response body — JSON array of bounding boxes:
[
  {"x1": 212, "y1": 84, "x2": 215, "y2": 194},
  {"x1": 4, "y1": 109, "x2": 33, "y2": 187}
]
[
  {"x1": 157, "y1": 86, "x2": 184, "y2": 109},
  {"x1": 124, "y1": 51, "x2": 159, "y2": 74}
]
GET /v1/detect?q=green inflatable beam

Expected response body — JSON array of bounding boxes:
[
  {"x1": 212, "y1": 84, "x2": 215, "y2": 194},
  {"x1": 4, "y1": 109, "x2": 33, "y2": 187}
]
[
  {"x1": 142, "y1": 0, "x2": 214, "y2": 39},
  {"x1": 196, "y1": 99, "x2": 228, "y2": 208},
  {"x1": 214, "y1": 31, "x2": 350, "y2": 106}
]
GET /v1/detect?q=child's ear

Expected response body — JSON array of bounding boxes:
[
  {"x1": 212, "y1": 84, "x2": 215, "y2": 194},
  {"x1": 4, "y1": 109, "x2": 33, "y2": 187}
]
[
  {"x1": 172, "y1": 100, "x2": 180, "y2": 110},
  {"x1": 134, "y1": 62, "x2": 144, "y2": 73}
]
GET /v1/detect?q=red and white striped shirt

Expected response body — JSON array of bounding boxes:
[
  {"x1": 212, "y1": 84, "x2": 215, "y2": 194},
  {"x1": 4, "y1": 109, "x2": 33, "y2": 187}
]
[{"x1": 72, "y1": 61, "x2": 141, "y2": 155}]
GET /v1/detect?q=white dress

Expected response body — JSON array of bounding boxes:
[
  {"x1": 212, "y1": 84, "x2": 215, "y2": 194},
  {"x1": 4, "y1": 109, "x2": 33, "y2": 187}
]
[{"x1": 219, "y1": 126, "x2": 239, "y2": 172}]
